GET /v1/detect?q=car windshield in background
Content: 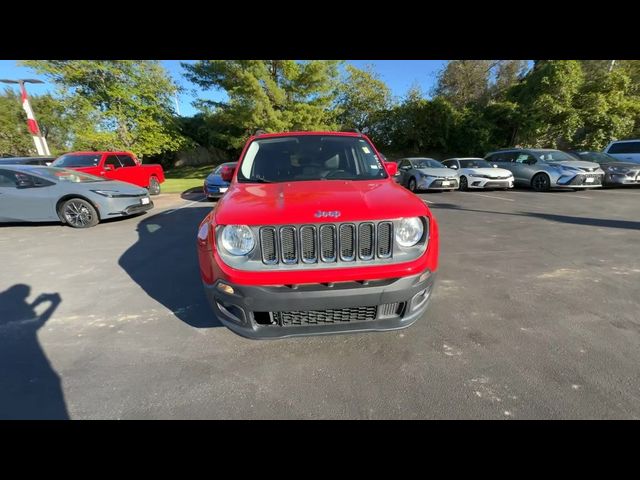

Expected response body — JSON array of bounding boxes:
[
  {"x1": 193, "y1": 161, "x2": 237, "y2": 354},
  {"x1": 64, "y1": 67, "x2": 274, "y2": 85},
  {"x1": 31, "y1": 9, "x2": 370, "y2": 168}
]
[
  {"x1": 532, "y1": 150, "x2": 577, "y2": 162},
  {"x1": 238, "y1": 135, "x2": 387, "y2": 183},
  {"x1": 412, "y1": 159, "x2": 443, "y2": 169},
  {"x1": 214, "y1": 163, "x2": 237, "y2": 174},
  {"x1": 29, "y1": 167, "x2": 104, "y2": 183},
  {"x1": 459, "y1": 159, "x2": 492, "y2": 169},
  {"x1": 573, "y1": 151, "x2": 618, "y2": 163},
  {"x1": 53, "y1": 154, "x2": 101, "y2": 168}
]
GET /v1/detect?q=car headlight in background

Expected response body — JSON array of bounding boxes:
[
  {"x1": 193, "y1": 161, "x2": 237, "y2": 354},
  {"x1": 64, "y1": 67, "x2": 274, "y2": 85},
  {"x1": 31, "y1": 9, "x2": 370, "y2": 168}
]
[
  {"x1": 609, "y1": 166, "x2": 630, "y2": 174},
  {"x1": 395, "y1": 217, "x2": 424, "y2": 247},
  {"x1": 469, "y1": 174, "x2": 490, "y2": 178},
  {"x1": 90, "y1": 189, "x2": 137, "y2": 198},
  {"x1": 221, "y1": 225, "x2": 255, "y2": 255}
]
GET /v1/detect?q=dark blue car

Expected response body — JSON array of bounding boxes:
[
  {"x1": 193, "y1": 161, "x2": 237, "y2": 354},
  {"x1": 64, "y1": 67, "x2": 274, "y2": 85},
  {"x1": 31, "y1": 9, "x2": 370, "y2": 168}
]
[{"x1": 203, "y1": 162, "x2": 237, "y2": 200}]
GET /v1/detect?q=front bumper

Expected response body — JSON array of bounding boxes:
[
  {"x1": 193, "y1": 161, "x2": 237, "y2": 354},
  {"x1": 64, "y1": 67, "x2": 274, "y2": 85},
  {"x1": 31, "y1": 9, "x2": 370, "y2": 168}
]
[
  {"x1": 556, "y1": 173, "x2": 603, "y2": 188},
  {"x1": 104, "y1": 197, "x2": 154, "y2": 217},
  {"x1": 418, "y1": 177, "x2": 458, "y2": 190},
  {"x1": 603, "y1": 172, "x2": 640, "y2": 186},
  {"x1": 204, "y1": 269, "x2": 436, "y2": 339}
]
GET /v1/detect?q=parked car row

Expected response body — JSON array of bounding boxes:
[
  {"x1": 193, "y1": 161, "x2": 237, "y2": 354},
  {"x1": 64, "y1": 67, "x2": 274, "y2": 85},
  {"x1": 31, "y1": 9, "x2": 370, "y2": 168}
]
[
  {"x1": 390, "y1": 140, "x2": 640, "y2": 193},
  {"x1": 0, "y1": 150, "x2": 164, "y2": 228}
]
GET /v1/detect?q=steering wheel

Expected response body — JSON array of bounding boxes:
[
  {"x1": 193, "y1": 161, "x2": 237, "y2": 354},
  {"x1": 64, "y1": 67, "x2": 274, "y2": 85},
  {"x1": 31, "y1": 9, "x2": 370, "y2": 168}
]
[{"x1": 323, "y1": 169, "x2": 349, "y2": 179}]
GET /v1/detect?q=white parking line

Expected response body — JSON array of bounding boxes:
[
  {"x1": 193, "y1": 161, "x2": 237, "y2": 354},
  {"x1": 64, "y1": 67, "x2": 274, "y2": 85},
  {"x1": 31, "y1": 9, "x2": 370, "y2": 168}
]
[
  {"x1": 422, "y1": 199, "x2": 434, "y2": 204},
  {"x1": 159, "y1": 197, "x2": 207, "y2": 215},
  {"x1": 465, "y1": 192, "x2": 515, "y2": 202}
]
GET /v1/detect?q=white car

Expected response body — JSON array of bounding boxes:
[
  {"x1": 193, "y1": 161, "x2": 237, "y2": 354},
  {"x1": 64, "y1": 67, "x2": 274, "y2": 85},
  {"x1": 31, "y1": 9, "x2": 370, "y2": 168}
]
[
  {"x1": 442, "y1": 157, "x2": 514, "y2": 191},
  {"x1": 603, "y1": 139, "x2": 640, "y2": 164}
]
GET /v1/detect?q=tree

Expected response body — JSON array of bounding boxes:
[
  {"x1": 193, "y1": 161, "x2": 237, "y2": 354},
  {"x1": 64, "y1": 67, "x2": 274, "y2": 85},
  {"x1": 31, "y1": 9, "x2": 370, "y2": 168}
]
[
  {"x1": 433, "y1": 60, "x2": 493, "y2": 108},
  {"x1": 336, "y1": 64, "x2": 392, "y2": 133},
  {"x1": 183, "y1": 60, "x2": 341, "y2": 148},
  {"x1": 0, "y1": 88, "x2": 34, "y2": 156},
  {"x1": 509, "y1": 60, "x2": 584, "y2": 148},
  {"x1": 22, "y1": 60, "x2": 186, "y2": 159},
  {"x1": 491, "y1": 60, "x2": 528, "y2": 100}
]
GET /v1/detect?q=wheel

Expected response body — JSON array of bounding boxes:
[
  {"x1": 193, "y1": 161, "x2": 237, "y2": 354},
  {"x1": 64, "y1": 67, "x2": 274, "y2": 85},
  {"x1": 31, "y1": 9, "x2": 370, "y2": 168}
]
[
  {"x1": 459, "y1": 176, "x2": 469, "y2": 191},
  {"x1": 59, "y1": 198, "x2": 99, "y2": 228},
  {"x1": 148, "y1": 176, "x2": 161, "y2": 195},
  {"x1": 531, "y1": 173, "x2": 550, "y2": 192},
  {"x1": 408, "y1": 177, "x2": 417, "y2": 192}
]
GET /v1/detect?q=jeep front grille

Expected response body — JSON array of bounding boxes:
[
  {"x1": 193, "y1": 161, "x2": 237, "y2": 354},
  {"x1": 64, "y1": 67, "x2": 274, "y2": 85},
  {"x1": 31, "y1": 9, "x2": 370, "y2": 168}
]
[{"x1": 259, "y1": 221, "x2": 394, "y2": 266}]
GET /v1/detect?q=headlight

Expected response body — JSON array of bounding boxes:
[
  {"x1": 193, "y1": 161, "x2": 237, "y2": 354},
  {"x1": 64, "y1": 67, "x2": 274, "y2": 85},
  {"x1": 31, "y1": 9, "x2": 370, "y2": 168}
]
[
  {"x1": 469, "y1": 174, "x2": 490, "y2": 178},
  {"x1": 609, "y1": 167, "x2": 630, "y2": 174},
  {"x1": 220, "y1": 225, "x2": 255, "y2": 256},
  {"x1": 91, "y1": 189, "x2": 126, "y2": 197},
  {"x1": 395, "y1": 217, "x2": 424, "y2": 247}
]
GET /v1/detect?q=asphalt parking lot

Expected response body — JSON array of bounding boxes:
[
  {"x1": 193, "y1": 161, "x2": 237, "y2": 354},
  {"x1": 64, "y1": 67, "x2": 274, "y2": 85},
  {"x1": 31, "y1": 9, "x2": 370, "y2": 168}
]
[{"x1": 1, "y1": 187, "x2": 640, "y2": 419}]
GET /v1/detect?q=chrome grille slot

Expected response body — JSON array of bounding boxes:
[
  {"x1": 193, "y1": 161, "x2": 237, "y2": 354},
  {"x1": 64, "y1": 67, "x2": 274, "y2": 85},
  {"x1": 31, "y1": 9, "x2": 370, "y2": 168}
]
[
  {"x1": 358, "y1": 223, "x2": 374, "y2": 260},
  {"x1": 377, "y1": 222, "x2": 393, "y2": 258},
  {"x1": 299, "y1": 225, "x2": 317, "y2": 263},
  {"x1": 339, "y1": 224, "x2": 356, "y2": 261},
  {"x1": 320, "y1": 225, "x2": 337, "y2": 262},
  {"x1": 260, "y1": 227, "x2": 278, "y2": 264},
  {"x1": 279, "y1": 226, "x2": 297, "y2": 264}
]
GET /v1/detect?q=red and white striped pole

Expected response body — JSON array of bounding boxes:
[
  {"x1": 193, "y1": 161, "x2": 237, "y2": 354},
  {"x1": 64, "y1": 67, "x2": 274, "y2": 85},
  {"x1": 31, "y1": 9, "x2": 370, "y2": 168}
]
[{"x1": 19, "y1": 80, "x2": 50, "y2": 156}]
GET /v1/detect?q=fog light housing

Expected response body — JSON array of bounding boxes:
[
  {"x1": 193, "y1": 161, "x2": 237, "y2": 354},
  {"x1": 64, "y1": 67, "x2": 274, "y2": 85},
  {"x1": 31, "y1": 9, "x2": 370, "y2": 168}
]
[
  {"x1": 419, "y1": 270, "x2": 431, "y2": 283},
  {"x1": 411, "y1": 284, "x2": 432, "y2": 311},
  {"x1": 216, "y1": 282, "x2": 235, "y2": 295}
]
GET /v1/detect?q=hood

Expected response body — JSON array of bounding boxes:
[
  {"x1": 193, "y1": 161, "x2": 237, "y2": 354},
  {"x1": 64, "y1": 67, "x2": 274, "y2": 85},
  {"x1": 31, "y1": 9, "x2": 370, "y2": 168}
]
[
  {"x1": 71, "y1": 180, "x2": 148, "y2": 195},
  {"x1": 463, "y1": 167, "x2": 512, "y2": 177},
  {"x1": 416, "y1": 168, "x2": 458, "y2": 177},
  {"x1": 600, "y1": 161, "x2": 640, "y2": 169},
  {"x1": 205, "y1": 173, "x2": 229, "y2": 186},
  {"x1": 215, "y1": 180, "x2": 430, "y2": 225},
  {"x1": 546, "y1": 160, "x2": 602, "y2": 171}
]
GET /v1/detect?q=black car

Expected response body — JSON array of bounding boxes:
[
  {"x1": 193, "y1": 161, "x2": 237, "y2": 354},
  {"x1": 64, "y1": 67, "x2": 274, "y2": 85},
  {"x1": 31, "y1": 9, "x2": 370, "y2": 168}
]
[
  {"x1": 0, "y1": 156, "x2": 56, "y2": 166},
  {"x1": 567, "y1": 150, "x2": 640, "y2": 187}
]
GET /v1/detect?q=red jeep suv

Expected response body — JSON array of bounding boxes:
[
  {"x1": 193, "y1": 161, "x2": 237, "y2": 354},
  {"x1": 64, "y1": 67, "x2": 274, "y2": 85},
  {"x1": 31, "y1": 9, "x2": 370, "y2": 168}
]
[{"x1": 196, "y1": 131, "x2": 439, "y2": 338}]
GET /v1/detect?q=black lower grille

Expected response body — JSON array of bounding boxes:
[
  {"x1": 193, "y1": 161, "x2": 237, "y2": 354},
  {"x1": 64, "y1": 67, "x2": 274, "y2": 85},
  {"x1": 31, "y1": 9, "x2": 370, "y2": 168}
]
[
  {"x1": 430, "y1": 179, "x2": 458, "y2": 188},
  {"x1": 483, "y1": 181, "x2": 511, "y2": 188},
  {"x1": 569, "y1": 174, "x2": 602, "y2": 186},
  {"x1": 274, "y1": 306, "x2": 378, "y2": 326}
]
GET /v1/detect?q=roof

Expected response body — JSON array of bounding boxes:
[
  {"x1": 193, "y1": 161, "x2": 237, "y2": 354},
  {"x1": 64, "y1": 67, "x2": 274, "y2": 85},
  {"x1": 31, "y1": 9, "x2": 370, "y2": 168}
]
[
  {"x1": 444, "y1": 157, "x2": 484, "y2": 161},
  {"x1": 252, "y1": 131, "x2": 364, "y2": 139},
  {"x1": 65, "y1": 151, "x2": 135, "y2": 155}
]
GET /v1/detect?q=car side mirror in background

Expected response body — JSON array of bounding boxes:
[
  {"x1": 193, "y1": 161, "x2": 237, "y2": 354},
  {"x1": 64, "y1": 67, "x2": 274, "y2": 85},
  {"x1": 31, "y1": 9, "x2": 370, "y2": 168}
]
[
  {"x1": 492, "y1": 164, "x2": 498, "y2": 168},
  {"x1": 220, "y1": 166, "x2": 236, "y2": 182},
  {"x1": 384, "y1": 161, "x2": 398, "y2": 177},
  {"x1": 449, "y1": 165, "x2": 458, "y2": 169},
  {"x1": 104, "y1": 164, "x2": 114, "y2": 171}
]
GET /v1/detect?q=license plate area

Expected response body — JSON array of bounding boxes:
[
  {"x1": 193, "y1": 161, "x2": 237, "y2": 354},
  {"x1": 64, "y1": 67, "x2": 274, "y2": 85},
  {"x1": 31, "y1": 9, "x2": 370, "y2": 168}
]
[
  {"x1": 441, "y1": 181, "x2": 450, "y2": 186},
  {"x1": 585, "y1": 177, "x2": 594, "y2": 183},
  {"x1": 141, "y1": 197, "x2": 150, "y2": 205}
]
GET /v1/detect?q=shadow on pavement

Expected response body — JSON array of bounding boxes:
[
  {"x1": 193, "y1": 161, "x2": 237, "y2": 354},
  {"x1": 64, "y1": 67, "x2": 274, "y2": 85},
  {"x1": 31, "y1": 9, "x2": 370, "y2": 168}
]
[
  {"x1": 0, "y1": 285, "x2": 66, "y2": 419},
  {"x1": 118, "y1": 205, "x2": 223, "y2": 328}
]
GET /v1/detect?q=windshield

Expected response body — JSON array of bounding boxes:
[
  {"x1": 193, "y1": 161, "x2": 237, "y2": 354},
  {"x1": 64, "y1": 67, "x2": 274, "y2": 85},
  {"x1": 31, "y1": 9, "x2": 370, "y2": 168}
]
[
  {"x1": 214, "y1": 163, "x2": 237, "y2": 174},
  {"x1": 531, "y1": 150, "x2": 577, "y2": 162},
  {"x1": 53, "y1": 154, "x2": 101, "y2": 168},
  {"x1": 238, "y1": 135, "x2": 387, "y2": 183},
  {"x1": 412, "y1": 159, "x2": 444, "y2": 169},
  {"x1": 27, "y1": 167, "x2": 105, "y2": 183},
  {"x1": 459, "y1": 159, "x2": 492, "y2": 169},
  {"x1": 573, "y1": 151, "x2": 618, "y2": 163}
]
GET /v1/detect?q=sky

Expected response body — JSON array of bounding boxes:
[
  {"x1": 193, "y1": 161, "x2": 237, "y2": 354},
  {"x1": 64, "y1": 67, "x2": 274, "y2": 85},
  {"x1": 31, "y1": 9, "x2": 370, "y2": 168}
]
[{"x1": 0, "y1": 60, "x2": 447, "y2": 117}]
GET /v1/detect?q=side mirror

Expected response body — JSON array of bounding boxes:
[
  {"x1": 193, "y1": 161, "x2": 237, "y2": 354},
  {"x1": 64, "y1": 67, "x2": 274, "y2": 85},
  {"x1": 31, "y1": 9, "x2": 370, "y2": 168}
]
[
  {"x1": 384, "y1": 161, "x2": 398, "y2": 177},
  {"x1": 449, "y1": 165, "x2": 458, "y2": 169},
  {"x1": 220, "y1": 166, "x2": 236, "y2": 182},
  {"x1": 492, "y1": 164, "x2": 498, "y2": 168},
  {"x1": 104, "y1": 164, "x2": 114, "y2": 171}
]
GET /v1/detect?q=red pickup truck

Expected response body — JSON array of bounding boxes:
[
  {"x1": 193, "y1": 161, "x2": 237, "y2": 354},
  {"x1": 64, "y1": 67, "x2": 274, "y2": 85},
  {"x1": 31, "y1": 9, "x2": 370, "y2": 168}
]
[
  {"x1": 51, "y1": 151, "x2": 165, "y2": 195},
  {"x1": 197, "y1": 131, "x2": 439, "y2": 339}
]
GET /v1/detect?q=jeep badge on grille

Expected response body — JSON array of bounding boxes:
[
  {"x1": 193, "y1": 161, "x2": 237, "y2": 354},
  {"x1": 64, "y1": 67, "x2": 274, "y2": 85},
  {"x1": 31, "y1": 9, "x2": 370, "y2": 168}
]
[{"x1": 315, "y1": 210, "x2": 341, "y2": 218}]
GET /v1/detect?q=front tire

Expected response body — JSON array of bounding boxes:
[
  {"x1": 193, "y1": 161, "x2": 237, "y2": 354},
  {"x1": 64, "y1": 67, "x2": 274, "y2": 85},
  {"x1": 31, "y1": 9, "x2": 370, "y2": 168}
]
[
  {"x1": 531, "y1": 173, "x2": 551, "y2": 192},
  {"x1": 59, "y1": 198, "x2": 99, "y2": 228},
  {"x1": 148, "y1": 176, "x2": 161, "y2": 195},
  {"x1": 408, "y1": 177, "x2": 418, "y2": 193},
  {"x1": 459, "y1": 176, "x2": 469, "y2": 191}
]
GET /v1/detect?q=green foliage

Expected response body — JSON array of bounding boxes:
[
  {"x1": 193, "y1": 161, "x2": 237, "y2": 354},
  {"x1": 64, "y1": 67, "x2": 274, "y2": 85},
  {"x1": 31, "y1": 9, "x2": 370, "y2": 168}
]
[
  {"x1": 183, "y1": 60, "x2": 342, "y2": 149},
  {"x1": 0, "y1": 88, "x2": 33, "y2": 155},
  {"x1": 21, "y1": 60, "x2": 186, "y2": 158},
  {"x1": 433, "y1": 60, "x2": 494, "y2": 109},
  {"x1": 336, "y1": 64, "x2": 392, "y2": 133}
]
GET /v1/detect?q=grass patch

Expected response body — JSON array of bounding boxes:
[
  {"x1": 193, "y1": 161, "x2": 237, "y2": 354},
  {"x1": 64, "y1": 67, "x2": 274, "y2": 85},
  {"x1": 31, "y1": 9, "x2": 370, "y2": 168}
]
[{"x1": 162, "y1": 163, "x2": 216, "y2": 194}]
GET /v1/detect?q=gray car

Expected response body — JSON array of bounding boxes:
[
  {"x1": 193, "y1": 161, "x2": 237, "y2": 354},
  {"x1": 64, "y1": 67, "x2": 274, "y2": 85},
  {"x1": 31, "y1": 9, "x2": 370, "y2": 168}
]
[
  {"x1": 568, "y1": 150, "x2": 640, "y2": 187},
  {"x1": 0, "y1": 165, "x2": 153, "y2": 228},
  {"x1": 397, "y1": 157, "x2": 459, "y2": 192},
  {"x1": 485, "y1": 148, "x2": 605, "y2": 192}
]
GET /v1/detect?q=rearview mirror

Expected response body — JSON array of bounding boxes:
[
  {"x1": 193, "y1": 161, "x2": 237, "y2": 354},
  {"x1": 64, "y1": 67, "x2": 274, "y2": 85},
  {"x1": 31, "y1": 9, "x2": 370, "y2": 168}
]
[{"x1": 384, "y1": 161, "x2": 398, "y2": 177}]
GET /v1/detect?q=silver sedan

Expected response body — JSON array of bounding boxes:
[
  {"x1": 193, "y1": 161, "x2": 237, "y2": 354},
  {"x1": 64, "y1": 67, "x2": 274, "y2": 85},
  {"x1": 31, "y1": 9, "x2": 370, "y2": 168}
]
[
  {"x1": 0, "y1": 165, "x2": 153, "y2": 228},
  {"x1": 396, "y1": 157, "x2": 459, "y2": 192}
]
